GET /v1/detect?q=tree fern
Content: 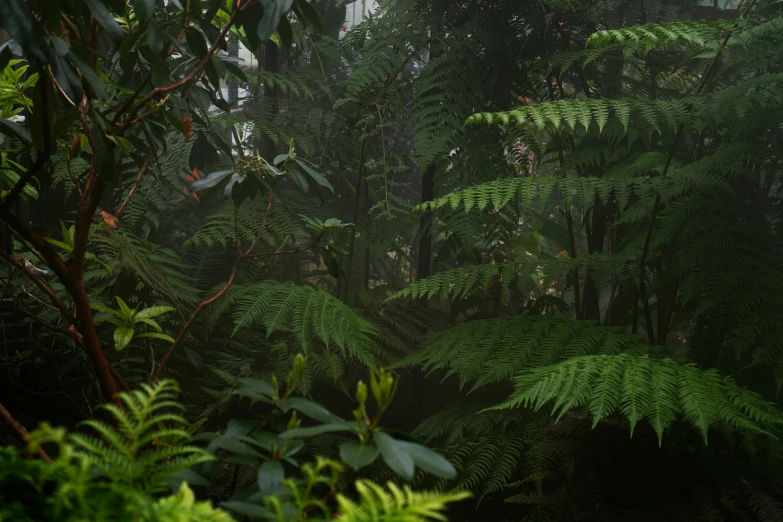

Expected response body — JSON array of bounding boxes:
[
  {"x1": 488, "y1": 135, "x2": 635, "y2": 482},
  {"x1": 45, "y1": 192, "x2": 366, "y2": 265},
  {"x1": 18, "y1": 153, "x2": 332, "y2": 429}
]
[
  {"x1": 226, "y1": 281, "x2": 377, "y2": 366},
  {"x1": 494, "y1": 354, "x2": 783, "y2": 445},
  {"x1": 395, "y1": 316, "x2": 651, "y2": 390}
]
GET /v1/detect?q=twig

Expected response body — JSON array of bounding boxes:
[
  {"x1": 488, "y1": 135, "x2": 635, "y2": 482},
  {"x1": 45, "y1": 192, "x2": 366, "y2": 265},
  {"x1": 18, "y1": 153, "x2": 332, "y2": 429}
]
[
  {"x1": 0, "y1": 305, "x2": 77, "y2": 340},
  {"x1": 0, "y1": 248, "x2": 72, "y2": 321},
  {"x1": 0, "y1": 400, "x2": 51, "y2": 460},
  {"x1": 115, "y1": 154, "x2": 154, "y2": 218},
  {"x1": 154, "y1": 193, "x2": 274, "y2": 381},
  {"x1": 116, "y1": 0, "x2": 249, "y2": 135}
]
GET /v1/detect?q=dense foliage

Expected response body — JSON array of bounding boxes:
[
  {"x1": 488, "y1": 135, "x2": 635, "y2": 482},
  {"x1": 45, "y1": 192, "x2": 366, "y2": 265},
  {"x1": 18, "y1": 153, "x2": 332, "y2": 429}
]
[{"x1": 2, "y1": 0, "x2": 783, "y2": 520}]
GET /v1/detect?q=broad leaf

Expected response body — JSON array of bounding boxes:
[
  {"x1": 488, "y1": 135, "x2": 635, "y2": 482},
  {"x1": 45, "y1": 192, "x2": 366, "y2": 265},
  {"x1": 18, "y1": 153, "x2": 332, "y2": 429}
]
[
  {"x1": 257, "y1": 460, "x2": 284, "y2": 493},
  {"x1": 374, "y1": 431, "x2": 414, "y2": 480},
  {"x1": 275, "y1": 398, "x2": 346, "y2": 425},
  {"x1": 340, "y1": 441, "x2": 379, "y2": 471},
  {"x1": 113, "y1": 326, "x2": 135, "y2": 351}
]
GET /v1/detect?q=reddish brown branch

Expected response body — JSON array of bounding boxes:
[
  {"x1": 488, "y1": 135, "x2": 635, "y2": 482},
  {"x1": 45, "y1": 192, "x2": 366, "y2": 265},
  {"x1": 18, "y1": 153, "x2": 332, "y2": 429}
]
[
  {"x1": 154, "y1": 193, "x2": 274, "y2": 381},
  {"x1": 0, "y1": 248, "x2": 72, "y2": 321},
  {"x1": 115, "y1": 154, "x2": 154, "y2": 219},
  {"x1": 116, "y1": 1, "x2": 250, "y2": 135},
  {"x1": 0, "y1": 305, "x2": 78, "y2": 341},
  {"x1": 0, "y1": 400, "x2": 51, "y2": 460}
]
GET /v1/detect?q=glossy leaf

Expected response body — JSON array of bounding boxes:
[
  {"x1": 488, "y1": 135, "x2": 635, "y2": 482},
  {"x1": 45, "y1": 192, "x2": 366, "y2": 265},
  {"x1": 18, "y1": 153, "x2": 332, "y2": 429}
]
[
  {"x1": 113, "y1": 326, "x2": 135, "y2": 351},
  {"x1": 190, "y1": 169, "x2": 233, "y2": 191},
  {"x1": 134, "y1": 305, "x2": 176, "y2": 320}
]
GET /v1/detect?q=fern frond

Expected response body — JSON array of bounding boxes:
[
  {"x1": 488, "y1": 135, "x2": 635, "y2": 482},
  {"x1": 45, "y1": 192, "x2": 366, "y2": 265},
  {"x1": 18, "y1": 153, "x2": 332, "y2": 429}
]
[
  {"x1": 395, "y1": 316, "x2": 649, "y2": 390},
  {"x1": 334, "y1": 480, "x2": 470, "y2": 522},
  {"x1": 230, "y1": 281, "x2": 377, "y2": 367},
  {"x1": 495, "y1": 354, "x2": 783, "y2": 446}
]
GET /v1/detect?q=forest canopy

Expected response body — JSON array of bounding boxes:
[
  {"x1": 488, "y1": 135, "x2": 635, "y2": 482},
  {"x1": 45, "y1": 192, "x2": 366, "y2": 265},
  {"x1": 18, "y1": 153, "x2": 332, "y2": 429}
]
[{"x1": 2, "y1": 0, "x2": 783, "y2": 520}]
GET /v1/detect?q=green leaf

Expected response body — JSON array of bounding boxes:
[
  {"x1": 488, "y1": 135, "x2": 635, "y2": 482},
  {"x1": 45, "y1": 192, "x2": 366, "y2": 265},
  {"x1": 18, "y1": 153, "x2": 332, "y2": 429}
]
[
  {"x1": 395, "y1": 440, "x2": 456, "y2": 479},
  {"x1": 134, "y1": 0, "x2": 154, "y2": 25},
  {"x1": 114, "y1": 326, "x2": 135, "y2": 351},
  {"x1": 275, "y1": 398, "x2": 345, "y2": 425},
  {"x1": 136, "y1": 332, "x2": 176, "y2": 343},
  {"x1": 184, "y1": 347, "x2": 204, "y2": 369},
  {"x1": 279, "y1": 423, "x2": 355, "y2": 438},
  {"x1": 0, "y1": 118, "x2": 31, "y2": 143},
  {"x1": 190, "y1": 169, "x2": 233, "y2": 191},
  {"x1": 257, "y1": 460, "x2": 284, "y2": 493},
  {"x1": 0, "y1": 170, "x2": 38, "y2": 199},
  {"x1": 190, "y1": 86, "x2": 212, "y2": 112},
  {"x1": 340, "y1": 441, "x2": 379, "y2": 470},
  {"x1": 273, "y1": 153, "x2": 289, "y2": 165},
  {"x1": 84, "y1": 0, "x2": 125, "y2": 42},
  {"x1": 92, "y1": 126, "x2": 117, "y2": 181},
  {"x1": 237, "y1": 377, "x2": 277, "y2": 398},
  {"x1": 294, "y1": 158, "x2": 333, "y2": 193},
  {"x1": 258, "y1": 0, "x2": 291, "y2": 42},
  {"x1": 374, "y1": 431, "x2": 414, "y2": 480},
  {"x1": 222, "y1": 59, "x2": 248, "y2": 83},
  {"x1": 115, "y1": 296, "x2": 133, "y2": 320},
  {"x1": 294, "y1": 0, "x2": 323, "y2": 32},
  {"x1": 146, "y1": 20, "x2": 166, "y2": 53},
  {"x1": 134, "y1": 305, "x2": 175, "y2": 320},
  {"x1": 137, "y1": 318, "x2": 162, "y2": 332}
]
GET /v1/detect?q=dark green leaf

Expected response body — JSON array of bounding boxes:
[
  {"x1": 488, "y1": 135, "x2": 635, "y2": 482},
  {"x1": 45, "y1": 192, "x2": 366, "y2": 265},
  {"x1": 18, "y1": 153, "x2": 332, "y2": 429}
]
[
  {"x1": 0, "y1": 43, "x2": 12, "y2": 71},
  {"x1": 289, "y1": 165, "x2": 309, "y2": 193},
  {"x1": 185, "y1": 28, "x2": 209, "y2": 60},
  {"x1": 0, "y1": 118, "x2": 31, "y2": 143},
  {"x1": 257, "y1": 460, "x2": 284, "y2": 493},
  {"x1": 190, "y1": 169, "x2": 233, "y2": 191},
  {"x1": 294, "y1": 158, "x2": 333, "y2": 193},
  {"x1": 50, "y1": 109, "x2": 80, "y2": 142},
  {"x1": 146, "y1": 20, "x2": 165, "y2": 53},
  {"x1": 279, "y1": 423, "x2": 354, "y2": 438},
  {"x1": 258, "y1": 0, "x2": 293, "y2": 41},
  {"x1": 204, "y1": 57, "x2": 221, "y2": 92},
  {"x1": 50, "y1": 36, "x2": 69, "y2": 56},
  {"x1": 92, "y1": 125, "x2": 117, "y2": 181},
  {"x1": 374, "y1": 432, "x2": 414, "y2": 480},
  {"x1": 68, "y1": 50, "x2": 106, "y2": 99},
  {"x1": 184, "y1": 347, "x2": 204, "y2": 369},
  {"x1": 275, "y1": 398, "x2": 345, "y2": 424},
  {"x1": 84, "y1": 0, "x2": 125, "y2": 42},
  {"x1": 277, "y1": 16, "x2": 293, "y2": 47},
  {"x1": 119, "y1": 28, "x2": 144, "y2": 55},
  {"x1": 396, "y1": 440, "x2": 457, "y2": 479},
  {"x1": 221, "y1": 59, "x2": 247, "y2": 83},
  {"x1": 340, "y1": 441, "x2": 379, "y2": 471},
  {"x1": 237, "y1": 377, "x2": 277, "y2": 398},
  {"x1": 190, "y1": 85, "x2": 212, "y2": 112},
  {"x1": 294, "y1": 0, "x2": 323, "y2": 32},
  {"x1": 134, "y1": 0, "x2": 154, "y2": 26}
]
